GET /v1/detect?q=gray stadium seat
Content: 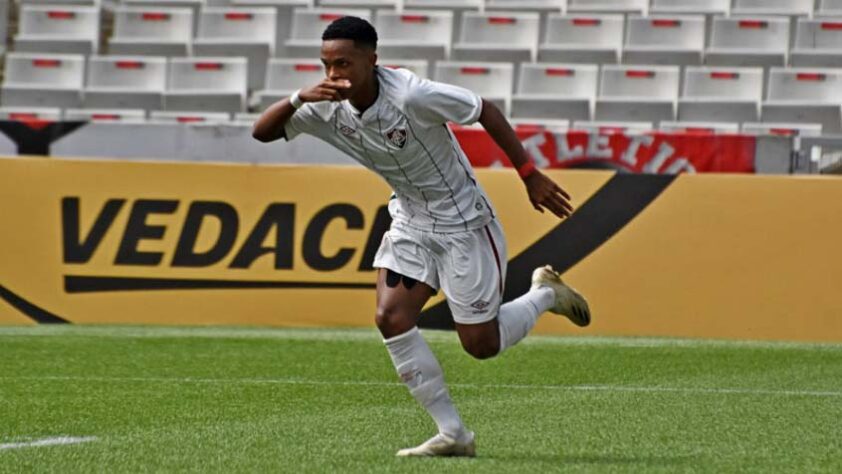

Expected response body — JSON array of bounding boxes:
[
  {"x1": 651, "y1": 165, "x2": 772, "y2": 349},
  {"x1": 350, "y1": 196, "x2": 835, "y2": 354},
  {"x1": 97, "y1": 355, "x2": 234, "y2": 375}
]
[
  {"x1": 164, "y1": 57, "x2": 248, "y2": 113},
  {"x1": 1, "y1": 53, "x2": 84, "y2": 108},
  {"x1": 705, "y1": 17, "x2": 789, "y2": 68},
  {"x1": 817, "y1": 0, "x2": 842, "y2": 16},
  {"x1": 678, "y1": 66, "x2": 763, "y2": 123},
  {"x1": 572, "y1": 120, "x2": 653, "y2": 133},
  {"x1": 538, "y1": 14, "x2": 623, "y2": 64},
  {"x1": 193, "y1": 8, "x2": 277, "y2": 90},
  {"x1": 622, "y1": 14, "x2": 705, "y2": 66},
  {"x1": 659, "y1": 121, "x2": 740, "y2": 133},
  {"x1": 649, "y1": 0, "x2": 730, "y2": 15},
  {"x1": 149, "y1": 110, "x2": 232, "y2": 123},
  {"x1": 254, "y1": 58, "x2": 325, "y2": 110},
  {"x1": 452, "y1": 12, "x2": 540, "y2": 63},
  {"x1": 791, "y1": 19, "x2": 842, "y2": 68},
  {"x1": 0, "y1": 106, "x2": 62, "y2": 120},
  {"x1": 511, "y1": 63, "x2": 597, "y2": 122},
  {"x1": 378, "y1": 60, "x2": 429, "y2": 79},
  {"x1": 375, "y1": 10, "x2": 452, "y2": 66},
  {"x1": 762, "y1": 68, "x2": 842, "y2": 134},
  {"x1": 434, "y1": 61, "x2": 513, "y2": 115},
  {"x1": 566, "y1": 0, "x2": 647, "y2": 14},
  {"x1": 109, "y1": 7, "x2": 193, "y2": 56},
  {"x1": 730, "y1": 0, "x2": 814, "y2": 17},
  {"x1": 595, "y1": 65, "x2": 679, "y2": 123},
  {"x1": 84, "y1": 56, "x2": 166, "y2": 111},
  {"x1": 742, "y1": 122, "x2": 823, "y2": 136},
  {"x1": 286, "y1": 8, "x2": 372, "y2": 57},
  {"x1": 14, "y1": 5, "x2": 99, "y2": 55},
  {"x1": 65, "y1": 108, "x2": 148, "y2": 122}
]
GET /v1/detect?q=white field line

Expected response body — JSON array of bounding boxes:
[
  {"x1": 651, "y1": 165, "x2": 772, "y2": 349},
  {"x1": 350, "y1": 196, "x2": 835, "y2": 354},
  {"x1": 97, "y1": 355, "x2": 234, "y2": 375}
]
[
  {"x1": 5, "y1": 375, "x2": 841, "y2": 399},
  {"x1": 0, "y1": 436, "x2": 97, "y2": 450},
  {"x1": 0, "y1": 326, "x2": 840, "y2": 351}
]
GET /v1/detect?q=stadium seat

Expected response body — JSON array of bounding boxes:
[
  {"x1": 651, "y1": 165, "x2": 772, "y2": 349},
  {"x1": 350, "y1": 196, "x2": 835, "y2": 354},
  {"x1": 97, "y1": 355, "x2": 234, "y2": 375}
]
[
  {"x1": 193, "y1": 8, "x2": 277, "y2": 90},
  {"x1": 595, "y1": 65, "x2": 680, "y2": 123},
  {"x1": 762, "y1": 68, "x2": 842, "y2": 134},
  {"x1": 511, "y1": 63, "x2": 597, "y2": 122},
  {"x1": 705, "y1": 17, "x2": 790, "y2": 68},
  {"x1": 14, "y1": 5, "x2": 100, "y2": 55},
  {"x1": 149, "y1": 110, "x2": 233, "y2": 123},
  {"x1": 572, "y1": 120, "x2": 653, "y2": 133},
  {"x1": 286, "y1": 8, "x2": 372, "y2": 57},
  {"x1": 64, "y1": 108, "x2": 148, "y2": 122},
  {"x1": 509, "y1": 118, "x2": 569, "y2": 132},
  {"x1": 678, "y1": 66, "x2": 763, "y2": 123},
  {"x1": 227, "y1": 0, "x2": 312, "y2": 59},
  {"x1": 403, "y1": 0, "x2": 481, "y2": 44},
  {"x1": 379, "y1": 60, "x2": 429, "y2": 79},
  {"x1": 538, "y1": 14, "x2": 623, "y2": 64},
  {"x1": 109, "y1": 7, "x2": 193, "y2": 56},
  {"x1": 84, "y1": 56, "x2": 167, "y2": 111},
  {"x1": 649, "y1": 0, "x2": 730, "y2": 15},
  {"x1": 374, "y1": 10, "x2": 453, "y2": 66},
  {"x1": 452, "y1": 12, "x2": 540, "y2": 63},
  {"x1": 622, "y1": 15, "x2": 705, "y2": 66},
  {"x1": 434, "y1": 61, "x2": 513, "y2": 115},
  {"x1": 121, "y1": 0, "x2": 204, "y2": 34},
  {"x1": 164, "y1": 57, "x2": 248, "y2": 113},
  {"x1": 658, "y1": 121, "x2": 740, "y2": 133},
  {"x1": 791, "y1": 19, "x2": 842, "y2": 68},
  {"x1": 318, "y1": 0, "x2": 398, "y2": 9},
  {"x1": 233, "y1": 112, "x2": 260, "y2": 124},
  {"x1": 730, "y1": 0, "x2": 814, "y2": 17},
  {"x1": 1, "y1": 53, "x2": 84, "y2": 108},
  {"x1": 817, "y1": 0, "x2": 842, "y2": 16},
  {"x1": 742, "y1": 122, "x2": 823, "y2": 136},
  {"x1": 0, "y1": 106, "x2": 62, "y2": 121},
  {"x1": 254, "y1": 58, "x2": 324, "y2": 110},
  {"x1": 566, "y1": 0, "x2": 647, "y2": 14}
]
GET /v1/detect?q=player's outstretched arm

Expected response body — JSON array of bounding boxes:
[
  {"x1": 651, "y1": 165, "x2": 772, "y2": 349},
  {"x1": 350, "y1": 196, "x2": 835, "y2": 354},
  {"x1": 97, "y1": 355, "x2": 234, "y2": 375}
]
[
  {"x1": 477, "y1": 99, "x2": 574, "y2": 219},
  {"x1": 252, "y1": 79, "x2": 351, "y2": 143}
]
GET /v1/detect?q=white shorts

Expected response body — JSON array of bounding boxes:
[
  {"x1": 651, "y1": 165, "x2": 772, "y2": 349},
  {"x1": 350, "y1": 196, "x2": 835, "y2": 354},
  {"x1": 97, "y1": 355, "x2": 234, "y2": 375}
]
[{"x1": 373, "y1": 219, "x2": 508, "y2": 325}]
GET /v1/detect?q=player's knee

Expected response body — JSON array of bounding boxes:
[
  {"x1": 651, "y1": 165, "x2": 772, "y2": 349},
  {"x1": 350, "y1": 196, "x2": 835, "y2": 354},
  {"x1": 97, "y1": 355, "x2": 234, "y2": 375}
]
[
  {"x1": 462, "y1": 340, "x2": 499, "y2": 360},
  {"x1": 375, "y1": 306, "x2": 413, "y2": 338}
]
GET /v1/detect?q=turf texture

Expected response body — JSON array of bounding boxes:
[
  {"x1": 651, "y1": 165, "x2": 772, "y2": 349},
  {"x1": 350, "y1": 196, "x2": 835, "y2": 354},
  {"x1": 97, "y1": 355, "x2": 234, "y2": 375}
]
[{"x1": 0, "y1": 325, "x2": 840, "y2": 473}]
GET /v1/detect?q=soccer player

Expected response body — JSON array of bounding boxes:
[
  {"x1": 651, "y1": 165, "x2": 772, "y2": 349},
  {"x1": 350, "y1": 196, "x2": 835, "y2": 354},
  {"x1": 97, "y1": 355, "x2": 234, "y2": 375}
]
[{"x1": 253, "y1": 16, "x2": 591, "y2": 457}]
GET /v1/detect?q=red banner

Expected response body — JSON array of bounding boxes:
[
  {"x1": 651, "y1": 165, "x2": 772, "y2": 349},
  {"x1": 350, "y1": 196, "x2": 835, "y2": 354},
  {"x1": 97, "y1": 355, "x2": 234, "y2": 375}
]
[{"x1": 451, "y1": 127, "x2": 757, "y2": 173}]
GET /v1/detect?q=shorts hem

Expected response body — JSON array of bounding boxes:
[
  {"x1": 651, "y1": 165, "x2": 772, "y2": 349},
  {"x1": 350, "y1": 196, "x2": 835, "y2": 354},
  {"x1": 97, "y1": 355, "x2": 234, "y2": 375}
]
[
  {"x1": 372, "y1": 263, "x2": 440, "y2": 291},
  {"x1": 452, "y1": 310, "x2": 498, "y2": 325}
]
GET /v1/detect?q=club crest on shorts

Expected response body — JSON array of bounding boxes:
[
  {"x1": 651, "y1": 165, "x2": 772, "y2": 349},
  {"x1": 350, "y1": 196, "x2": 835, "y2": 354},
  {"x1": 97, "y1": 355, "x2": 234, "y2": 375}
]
[{"x1": 386, "y1": 127, "x2": 407, "y2": 149}]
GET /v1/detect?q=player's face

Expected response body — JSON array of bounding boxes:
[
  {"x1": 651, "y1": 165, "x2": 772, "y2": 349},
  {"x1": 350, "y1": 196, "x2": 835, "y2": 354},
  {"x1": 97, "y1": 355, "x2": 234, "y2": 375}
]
[{"x1": 320, "y1": 39, "x2": 377, "y2": 100}]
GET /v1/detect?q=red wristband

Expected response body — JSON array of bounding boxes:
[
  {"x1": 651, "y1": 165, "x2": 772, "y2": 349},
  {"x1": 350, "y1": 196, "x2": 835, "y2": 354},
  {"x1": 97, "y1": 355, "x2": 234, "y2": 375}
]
[{"x1": 517, "y1": 161, "x2": 537, "y2": 179}]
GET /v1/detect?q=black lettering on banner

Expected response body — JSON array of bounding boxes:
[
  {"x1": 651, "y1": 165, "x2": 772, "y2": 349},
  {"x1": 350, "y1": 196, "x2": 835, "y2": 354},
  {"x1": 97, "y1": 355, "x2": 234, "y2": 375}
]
[
  {"x1": 62, "y1": 197, "x2": 125, "y2": 264},
  {"x1": 229, "y1": 203, "x2": 294, "y2": 269},
  {"x1": 115, "y1": 200, "x2": 179, "y2": 266},
  {"x1": 303, "y1": 204, "x2": 364, "y2": 271},
  {"x1": 172, "y1": 201, "x2": 239, "y2": 267},
  {"x1": 358, "y1": 205, "x2": 392, "y2": 271}
]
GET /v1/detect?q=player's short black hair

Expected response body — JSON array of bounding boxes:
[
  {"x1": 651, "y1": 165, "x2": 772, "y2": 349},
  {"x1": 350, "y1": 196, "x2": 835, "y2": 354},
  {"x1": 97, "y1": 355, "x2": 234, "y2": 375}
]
[{"x1": 321, "y1": 16, "x2": 378, "y2": 51}]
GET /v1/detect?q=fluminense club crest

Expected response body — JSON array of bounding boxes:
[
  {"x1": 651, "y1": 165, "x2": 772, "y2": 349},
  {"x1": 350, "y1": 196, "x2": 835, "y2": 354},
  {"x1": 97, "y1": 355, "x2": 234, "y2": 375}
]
[{"x1": 386, "y1": 127, "x2": 407, "y2": 149}]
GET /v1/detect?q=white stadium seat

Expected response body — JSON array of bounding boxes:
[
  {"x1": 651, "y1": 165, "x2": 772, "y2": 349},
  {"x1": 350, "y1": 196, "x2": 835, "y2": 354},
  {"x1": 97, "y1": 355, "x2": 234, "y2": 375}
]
[
  {"x1": 65, "y1": 108, "x2": 148, "y2": 122},
  {"x1": 659, "y1": 121, "x2": 740, "y2": 133},
  {"x1": 109, "y1": 7, "x2": 193, "y2": 56},
  {"x1": 164, "y1": 57, "x2": 248, "y2": 113},
  {"x1": 566, "y1": 0, "x2": 647, "y2": 14},
  {"x1": 193, "y1": 8, "x2": 277, "y2": 90},
  {"x1": 375, "y1": 10, "x2": 453, "y2": 65},
  {"x1": 678, "y1": 66, "x2": 763, "y2": 123},
  {"x1": 1, "y1": 53, "x2": 84, "y2": 108},
  {"x1": 817, "y1": 0, "x2": 842, "y2": 16},
  {"x1": 511, "y1": 63, "x2": 597, "y2": 122},
  {"x1": 319, "y1": 0, "x2": 397, "y2": 9},
  {"x1": 649, "y1": 0, "x2": 730, "y2": 15},
  {"x1": 791, "y1": 19, "x2": 842, "y2": 68},
  {"x1": 452, "y1": 12, "x2": 539, "y2": 63},
  {"x1": 149, "y1": 110, "x2": 232, "y2": 123},
  {"x1": 254, "y1": 58, "x2": 324, "y2": 110},
  {"x1": 120, "y1": 0, "x2": 204, "y2": 34},
  {"x1": 434, "y1": 61, "x2": 513, "y2": 115},
  {"x1": 595, "y1": 65, "x2": 680, "y2": 123},
  {"x1": 742, "y1": 122, "x2": 823, "y2": 136},
  {"x1": 0, "y1": 107, "x2": 63, "y2": 121},
  {"x1": 233, "y1": 112, "x2": 261, "y2": 124},
  {"x1": 731, "y1": 0, "x2": 814, "y2": 17},
  {"x1": 706, "y1": 17, "x2": 790, "y2": 68},
  {"x1": 14, "y1": 5, "x2": 100, "y2": 55},
  {"x1": 84, "y1": 56, "x2": 167, "y2": 111},
  {"x1": 286, "y1": 8, "x2": 372, "y2": 58},
  {"x1": 762, "y1": 68, "x2": 842, "y2": 134},
  {"x1": 538, "y1": 14, "x2": 623, "y2": 64},
  {"x1": 485, "y1": 0, "x2": 563, "y2": 13},
  {"x1": 572, "y1": 120, "x2": 653, "y2": 133},
  {"x1": 622, "y1": 15, "x2": 705, "y2": 66},
  {"x1": 379, "y1": 60, "x2": 429, "y2": 79}
]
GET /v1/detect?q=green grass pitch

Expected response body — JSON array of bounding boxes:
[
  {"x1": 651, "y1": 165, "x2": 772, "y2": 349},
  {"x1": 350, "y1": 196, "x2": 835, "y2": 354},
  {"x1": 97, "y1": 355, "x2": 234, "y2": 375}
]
[{"x1": 1, "y1": 325, "x2": 840, "y2": 473}]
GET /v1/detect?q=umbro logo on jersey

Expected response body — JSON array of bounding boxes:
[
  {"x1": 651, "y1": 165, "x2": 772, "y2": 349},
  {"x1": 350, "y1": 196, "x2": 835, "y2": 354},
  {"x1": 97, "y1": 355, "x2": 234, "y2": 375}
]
[
  {"x1": 339, "y1": 125, "x2": 356, "y2": 136},
  {"x1": 386, "y1": 127, "x2": 407, "y2": 149}
]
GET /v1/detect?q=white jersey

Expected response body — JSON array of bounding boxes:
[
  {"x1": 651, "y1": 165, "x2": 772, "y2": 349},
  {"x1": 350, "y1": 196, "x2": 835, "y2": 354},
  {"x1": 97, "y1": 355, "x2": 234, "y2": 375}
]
[{"x1": 284, "y1": 66, "x2": 496, "y2": 233}]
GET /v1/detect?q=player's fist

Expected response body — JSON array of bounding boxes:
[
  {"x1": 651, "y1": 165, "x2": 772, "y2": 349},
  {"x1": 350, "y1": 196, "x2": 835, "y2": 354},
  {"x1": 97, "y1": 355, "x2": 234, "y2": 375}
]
[{"x1": 299, "y1": 79, "x2": 352, "y2": 103}]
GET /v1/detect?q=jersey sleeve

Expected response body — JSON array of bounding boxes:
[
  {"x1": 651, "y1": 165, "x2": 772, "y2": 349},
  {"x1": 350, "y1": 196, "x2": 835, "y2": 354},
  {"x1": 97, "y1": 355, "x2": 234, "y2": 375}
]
[
  {"x1": 405, "y1": 79, "x2": 483, "y2": 129},
  {"x1": 283, "y1": 103, "x2": 324, "y2": 141}
]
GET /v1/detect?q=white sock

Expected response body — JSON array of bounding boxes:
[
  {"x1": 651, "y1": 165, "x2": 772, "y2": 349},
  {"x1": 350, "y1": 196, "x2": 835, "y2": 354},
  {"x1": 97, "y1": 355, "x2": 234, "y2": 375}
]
[
  {"x1": 384, "y1": 327, "x2": 465, "y2": 439},
  {"x1": 497, "y1": 286, "x2": 555, "y2": 353}
]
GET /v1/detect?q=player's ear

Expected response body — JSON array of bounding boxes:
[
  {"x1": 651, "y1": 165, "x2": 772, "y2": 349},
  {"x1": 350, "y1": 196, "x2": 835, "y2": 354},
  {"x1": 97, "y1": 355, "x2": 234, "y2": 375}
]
[{"x1": 369, "y1": 51, "x2": 377, "y2": 68}]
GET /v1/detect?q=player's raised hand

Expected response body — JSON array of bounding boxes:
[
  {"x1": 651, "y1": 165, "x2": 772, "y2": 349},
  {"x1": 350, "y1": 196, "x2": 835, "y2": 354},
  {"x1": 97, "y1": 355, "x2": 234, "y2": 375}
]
[
  {"x1": 523, "y1": 171, "x2": 574, "y2": 219},
  {"x1": 299, "y1": 79, "x2": 352, "y2": 103}
]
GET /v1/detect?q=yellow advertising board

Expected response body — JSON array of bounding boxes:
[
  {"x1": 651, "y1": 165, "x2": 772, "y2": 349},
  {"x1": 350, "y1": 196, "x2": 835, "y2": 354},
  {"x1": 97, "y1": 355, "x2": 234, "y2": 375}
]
[{"x1": 1, "y1": 156, "x2": 841, "y2": 341}]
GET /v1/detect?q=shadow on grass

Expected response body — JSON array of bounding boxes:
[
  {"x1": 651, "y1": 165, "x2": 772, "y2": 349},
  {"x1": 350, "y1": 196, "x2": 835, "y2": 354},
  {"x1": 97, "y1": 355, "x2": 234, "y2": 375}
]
[{"x1": 483, "y1": 452, "x2": 700, "y2": 467}]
